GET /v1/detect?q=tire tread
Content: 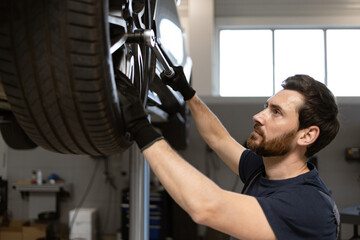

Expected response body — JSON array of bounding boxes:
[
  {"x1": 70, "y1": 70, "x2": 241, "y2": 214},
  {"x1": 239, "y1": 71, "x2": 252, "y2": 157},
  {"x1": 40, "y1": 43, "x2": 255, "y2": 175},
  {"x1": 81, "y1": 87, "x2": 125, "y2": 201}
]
[{"x1": 0, "y1": 0, "x2": 131, "y2": 155}]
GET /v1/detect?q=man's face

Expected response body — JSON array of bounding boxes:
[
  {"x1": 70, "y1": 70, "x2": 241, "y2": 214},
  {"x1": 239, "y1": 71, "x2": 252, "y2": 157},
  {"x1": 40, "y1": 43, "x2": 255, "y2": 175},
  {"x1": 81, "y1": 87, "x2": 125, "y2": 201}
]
[{"x1": 247, "y1": 90, "x2": 304, "y2": 157}]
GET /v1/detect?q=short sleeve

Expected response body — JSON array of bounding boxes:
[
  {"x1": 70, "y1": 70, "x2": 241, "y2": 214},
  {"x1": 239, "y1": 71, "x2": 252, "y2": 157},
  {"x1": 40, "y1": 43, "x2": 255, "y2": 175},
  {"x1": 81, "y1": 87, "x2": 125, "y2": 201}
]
[
  {"x1": 256, "y1": 187, "x2": 337, "y2": 240},
  {"x1": 239, "y1": 150, "x2": 263, "y2": 183}
]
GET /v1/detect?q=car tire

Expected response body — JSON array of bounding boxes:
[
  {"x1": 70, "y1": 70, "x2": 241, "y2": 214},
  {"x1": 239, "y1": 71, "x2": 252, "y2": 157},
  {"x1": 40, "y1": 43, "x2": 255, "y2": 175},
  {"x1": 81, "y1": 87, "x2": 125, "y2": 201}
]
[
  {"x1": 0, "y1": 113, "x2": 37, "y2": 150},
  {"x1": 0, "y1": 0, "x2": 154, "y2": 155}
]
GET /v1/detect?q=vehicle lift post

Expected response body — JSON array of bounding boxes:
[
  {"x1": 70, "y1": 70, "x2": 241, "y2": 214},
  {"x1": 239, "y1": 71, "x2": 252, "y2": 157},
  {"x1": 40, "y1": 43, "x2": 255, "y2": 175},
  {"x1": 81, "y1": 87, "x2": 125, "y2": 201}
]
[
  {"x1": 126, "y1": 30, "x2": 174, "y2": 240},
  {"x1": 129, "y1": 144, "x2": 150, "y2": 240}
]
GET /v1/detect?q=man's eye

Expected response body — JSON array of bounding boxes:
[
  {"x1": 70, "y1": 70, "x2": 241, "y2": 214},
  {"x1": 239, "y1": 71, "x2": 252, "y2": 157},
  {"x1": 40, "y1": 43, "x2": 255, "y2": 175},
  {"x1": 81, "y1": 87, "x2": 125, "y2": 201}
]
[{"x1": 273, "y1": 109, "x2": 281, "y2": 115}]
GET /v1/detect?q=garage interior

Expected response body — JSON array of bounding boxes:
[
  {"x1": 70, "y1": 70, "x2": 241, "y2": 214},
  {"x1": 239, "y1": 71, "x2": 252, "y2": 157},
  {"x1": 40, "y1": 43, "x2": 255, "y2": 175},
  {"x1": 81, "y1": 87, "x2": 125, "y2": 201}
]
[{"x1": 1, "y1": 0, "x2": 360, "y2": 239}]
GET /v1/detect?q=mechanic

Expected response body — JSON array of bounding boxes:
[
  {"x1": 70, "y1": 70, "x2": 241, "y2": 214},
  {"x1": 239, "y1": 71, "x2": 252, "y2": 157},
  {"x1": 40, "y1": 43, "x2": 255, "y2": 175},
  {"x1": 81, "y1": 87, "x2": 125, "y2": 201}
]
[{"x1": 117, "y1": 66, "x2": 340, "y2": 240}]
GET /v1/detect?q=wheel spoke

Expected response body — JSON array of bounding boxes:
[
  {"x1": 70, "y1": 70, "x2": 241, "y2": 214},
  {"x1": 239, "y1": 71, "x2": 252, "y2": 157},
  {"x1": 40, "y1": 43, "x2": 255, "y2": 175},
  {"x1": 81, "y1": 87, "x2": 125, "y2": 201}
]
[
  {"x1": 132, "y1": 1, "x2": 146, "y2": 29},
  {"x1": 108, "y1": 14, "x2": 127, "y2": 28},
  {"x1": 108, "y1": 10, "x2": 128, "y2": 55},
  {"x1": 110, "y1": 35, "x2": 127, "y2": 54}
]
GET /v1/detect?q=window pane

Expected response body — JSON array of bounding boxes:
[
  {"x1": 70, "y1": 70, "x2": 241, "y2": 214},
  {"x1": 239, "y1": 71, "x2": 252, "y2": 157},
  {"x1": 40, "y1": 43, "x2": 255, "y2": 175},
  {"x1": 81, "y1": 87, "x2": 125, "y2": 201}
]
[
  {"x1": 327, "y1": 30, "x2": 360, "y2": 96},
  {"x1": 274, "y1": 30, "x2": 325, "y2": 93},
  {"x1": 219, "y1": 30, "x2": 273, "y2": 96}
]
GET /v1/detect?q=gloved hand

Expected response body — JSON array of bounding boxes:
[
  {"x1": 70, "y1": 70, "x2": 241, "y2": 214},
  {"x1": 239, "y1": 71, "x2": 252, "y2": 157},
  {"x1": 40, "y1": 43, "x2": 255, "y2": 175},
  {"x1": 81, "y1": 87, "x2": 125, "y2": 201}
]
[
  {"x1": 116, "y1": 70, "x2": 164, "y2": 151},
  {"x1": 161, "y1": 66, "x2": 196, "y2": 101}
]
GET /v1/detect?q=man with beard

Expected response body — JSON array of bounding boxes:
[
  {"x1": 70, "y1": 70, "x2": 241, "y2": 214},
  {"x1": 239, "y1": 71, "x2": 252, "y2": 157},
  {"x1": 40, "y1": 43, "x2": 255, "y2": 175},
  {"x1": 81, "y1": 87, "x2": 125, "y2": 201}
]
[{"x1": 118, "y1": 66, "x2": 340, "y2": 240}]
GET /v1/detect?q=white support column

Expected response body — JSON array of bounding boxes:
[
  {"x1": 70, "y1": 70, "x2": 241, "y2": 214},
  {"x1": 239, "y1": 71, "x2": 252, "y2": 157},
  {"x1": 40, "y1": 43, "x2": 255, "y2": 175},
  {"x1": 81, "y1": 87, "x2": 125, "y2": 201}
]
[{"x1": 188, "y1": 0, "x2": 215, "y2": 96}]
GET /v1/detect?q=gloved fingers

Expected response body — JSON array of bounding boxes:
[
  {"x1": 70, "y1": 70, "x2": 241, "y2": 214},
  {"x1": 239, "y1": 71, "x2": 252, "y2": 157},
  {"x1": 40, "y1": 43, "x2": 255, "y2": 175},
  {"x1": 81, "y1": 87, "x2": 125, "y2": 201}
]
[
  {"x1": 115, "y1": 70, "x2": 142, "y2": 102},
  {"x1": 115, "y1": 69, "x2": 130, "y2": 91},
  {"x1": 160, "y1": 71, "x2": 172, "y2": 85},
  {"x1": 161, "y1": 66, "x2": 184, "y2": 83},
  {"x1": 173, "y1": 65, "x2": 184, "y2": 75}
]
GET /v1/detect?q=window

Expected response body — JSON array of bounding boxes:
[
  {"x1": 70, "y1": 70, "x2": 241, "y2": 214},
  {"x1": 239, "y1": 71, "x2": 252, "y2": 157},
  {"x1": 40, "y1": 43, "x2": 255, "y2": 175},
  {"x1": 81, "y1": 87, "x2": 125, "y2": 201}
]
[
  {"x1": 219, "y1": 30, "x2": 273, "y2": 96},
  {"x1": 326, "y1": 30, "x2": 360, "y2": 96},
  {"x1": 219, "y1": 28, "x2": 360, "y2": 97},
  {"x1": 274, "y1": 30, "x2": 325, "y2": 93}
]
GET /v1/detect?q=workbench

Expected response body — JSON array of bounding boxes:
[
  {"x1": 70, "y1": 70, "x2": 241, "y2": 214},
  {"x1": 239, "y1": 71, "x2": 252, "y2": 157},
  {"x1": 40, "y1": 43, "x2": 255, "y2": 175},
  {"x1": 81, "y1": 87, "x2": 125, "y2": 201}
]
[{"x1": 340, "y1": 205, "x2": 360, "y2": 239}]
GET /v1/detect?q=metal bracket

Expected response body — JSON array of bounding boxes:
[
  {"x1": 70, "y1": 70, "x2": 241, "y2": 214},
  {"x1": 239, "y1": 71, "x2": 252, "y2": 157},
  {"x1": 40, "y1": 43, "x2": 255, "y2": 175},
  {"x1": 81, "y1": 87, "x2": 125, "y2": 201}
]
[{"x1": 127, "y1": 29, "x2": 175, "y2": 78}]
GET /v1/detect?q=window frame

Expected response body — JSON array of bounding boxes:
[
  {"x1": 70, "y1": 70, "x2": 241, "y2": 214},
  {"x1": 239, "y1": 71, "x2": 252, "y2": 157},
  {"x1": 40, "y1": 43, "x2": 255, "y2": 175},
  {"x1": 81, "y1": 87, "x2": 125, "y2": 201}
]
[{"x1": 214, "y1": 16, "x2": 360, "y2": 98}]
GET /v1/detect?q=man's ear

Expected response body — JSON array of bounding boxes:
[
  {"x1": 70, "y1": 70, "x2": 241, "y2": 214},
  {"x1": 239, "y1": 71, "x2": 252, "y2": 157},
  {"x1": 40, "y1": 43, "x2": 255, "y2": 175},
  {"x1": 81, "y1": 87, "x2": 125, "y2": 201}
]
[{"x1": 298, "y1": 126, "x2": 320, "y2": 146}]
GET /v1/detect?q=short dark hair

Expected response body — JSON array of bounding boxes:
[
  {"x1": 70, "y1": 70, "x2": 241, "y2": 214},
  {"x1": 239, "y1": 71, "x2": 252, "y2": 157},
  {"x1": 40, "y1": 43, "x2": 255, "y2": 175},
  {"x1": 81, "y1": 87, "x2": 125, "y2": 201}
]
[{"x1": 282, "y1": 75, "x2": 340, "y2": 157}]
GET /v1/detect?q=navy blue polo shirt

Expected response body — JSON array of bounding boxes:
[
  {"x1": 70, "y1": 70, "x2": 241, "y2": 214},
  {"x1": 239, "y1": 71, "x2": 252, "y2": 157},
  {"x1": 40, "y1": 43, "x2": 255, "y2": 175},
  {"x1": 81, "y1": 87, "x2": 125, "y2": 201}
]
[{"x1": 239, "y1": 150, "x2": 337, "y2": 240}]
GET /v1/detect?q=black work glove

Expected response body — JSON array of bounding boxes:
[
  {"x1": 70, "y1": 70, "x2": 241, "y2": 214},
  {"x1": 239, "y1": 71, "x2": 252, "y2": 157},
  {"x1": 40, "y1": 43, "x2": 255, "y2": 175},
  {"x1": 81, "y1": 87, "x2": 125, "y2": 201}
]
[
  {"x1": 116, "y1": 71, "x2": 164, "y2": 151},
  {"x1": 161, "y1": 66, "x2": 196, "y2": 101}
]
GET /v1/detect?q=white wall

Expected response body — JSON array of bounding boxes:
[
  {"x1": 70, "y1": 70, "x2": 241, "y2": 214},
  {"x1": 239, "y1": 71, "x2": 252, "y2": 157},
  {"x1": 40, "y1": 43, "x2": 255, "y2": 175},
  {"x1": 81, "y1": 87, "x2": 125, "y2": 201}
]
[{"x1": 179, "y1": 0, "x2": 215, "y2": 96}]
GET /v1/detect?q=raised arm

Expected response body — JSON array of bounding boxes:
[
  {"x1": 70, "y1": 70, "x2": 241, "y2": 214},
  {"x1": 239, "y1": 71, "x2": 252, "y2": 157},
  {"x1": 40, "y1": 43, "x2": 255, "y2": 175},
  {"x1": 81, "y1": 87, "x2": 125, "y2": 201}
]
[
  {"x1": 186, "y1": 95, "x2": 245, "y2": 174},
  {"x1": 117, "y1": 75, "x2": 275, "y2": 239},
  {"x1": 162, "y1": 67, "x2": 245, "y2": 174}
]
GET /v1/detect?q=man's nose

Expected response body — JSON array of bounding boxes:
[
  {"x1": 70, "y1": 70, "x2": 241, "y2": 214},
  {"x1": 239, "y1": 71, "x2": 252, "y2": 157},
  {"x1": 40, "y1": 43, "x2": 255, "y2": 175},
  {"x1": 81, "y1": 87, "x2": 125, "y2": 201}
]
[{"x1": 253, "y1": 109, "x2": 267, "y2": 125}]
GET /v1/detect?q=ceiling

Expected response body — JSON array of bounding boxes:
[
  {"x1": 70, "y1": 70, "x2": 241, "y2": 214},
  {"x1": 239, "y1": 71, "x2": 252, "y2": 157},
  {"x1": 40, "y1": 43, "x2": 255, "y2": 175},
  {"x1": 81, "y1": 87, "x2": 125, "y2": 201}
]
[
  {"x1": 177, "y1": 0, "x2": 360, "y2": 17},
  {"x1": 215, "y1": 0, "x2": 360, "y2": 17}
]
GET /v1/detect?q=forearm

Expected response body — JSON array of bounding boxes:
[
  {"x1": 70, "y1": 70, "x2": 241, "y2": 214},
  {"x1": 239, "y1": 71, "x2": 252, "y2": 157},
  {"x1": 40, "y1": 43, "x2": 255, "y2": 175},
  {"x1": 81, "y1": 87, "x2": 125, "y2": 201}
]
[
  {"x1": 187, "y1": 95, "x2": 229, "y2": 149},
  {"x1": 142, "y1": 139, "x2": 222, "y2": 221},
  {"x1": 187, "y1": 95, "x2": 244, "y2": 173}
]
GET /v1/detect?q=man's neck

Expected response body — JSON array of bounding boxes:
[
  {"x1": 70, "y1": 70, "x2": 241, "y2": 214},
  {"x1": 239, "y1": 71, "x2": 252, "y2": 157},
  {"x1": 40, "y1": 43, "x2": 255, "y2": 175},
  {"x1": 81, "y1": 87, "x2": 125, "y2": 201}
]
[{"x1": 262, "y1": 153, "x2": 309, "y2": 180}]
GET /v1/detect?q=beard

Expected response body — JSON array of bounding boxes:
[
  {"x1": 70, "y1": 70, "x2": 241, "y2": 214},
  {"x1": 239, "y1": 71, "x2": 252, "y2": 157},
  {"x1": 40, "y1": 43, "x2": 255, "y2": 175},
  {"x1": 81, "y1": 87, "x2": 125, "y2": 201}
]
[{"x1": 247, "y1": 124, "x2": 297, "y2": 157}]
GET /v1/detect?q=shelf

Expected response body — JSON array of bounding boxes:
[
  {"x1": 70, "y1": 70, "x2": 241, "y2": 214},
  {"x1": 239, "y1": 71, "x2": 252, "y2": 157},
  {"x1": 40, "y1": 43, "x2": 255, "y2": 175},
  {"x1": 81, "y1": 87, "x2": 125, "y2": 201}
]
[
  {"x1": 13, "y1": 183, "x2": 71, "y2": 193},
  {"x1": 13, "y1": 182, "x2": 72, "y2": 220}
]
